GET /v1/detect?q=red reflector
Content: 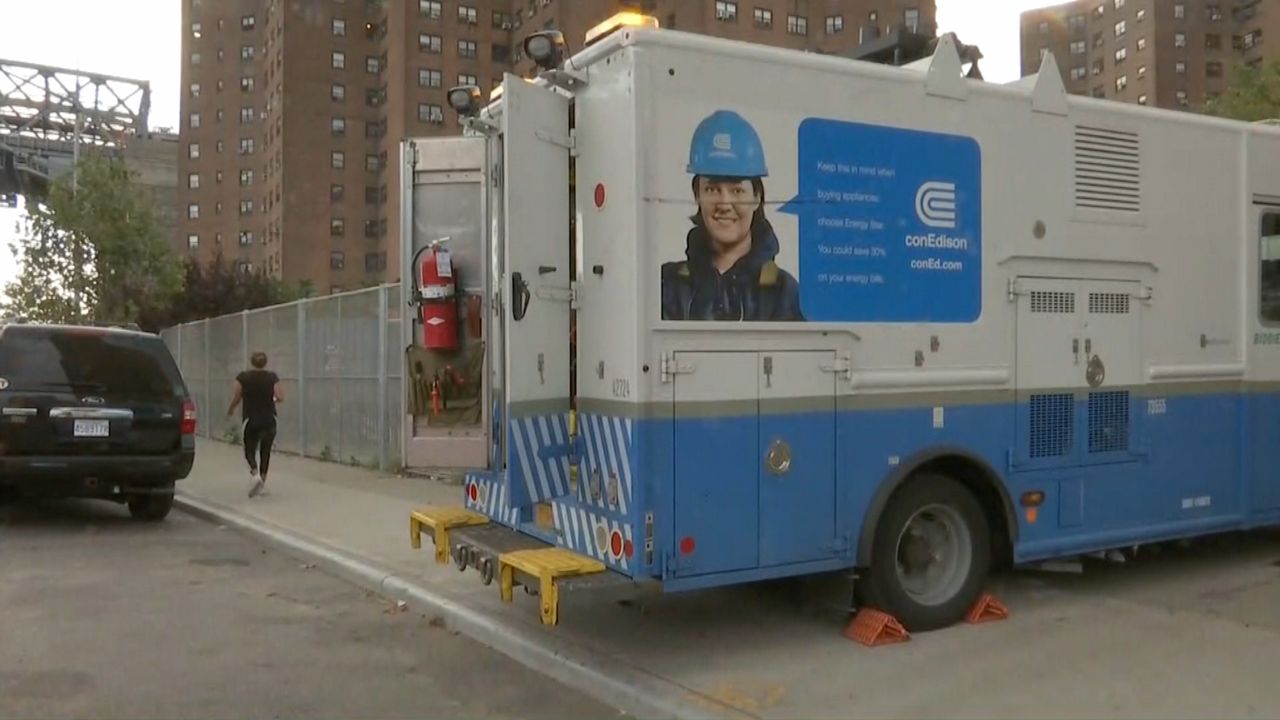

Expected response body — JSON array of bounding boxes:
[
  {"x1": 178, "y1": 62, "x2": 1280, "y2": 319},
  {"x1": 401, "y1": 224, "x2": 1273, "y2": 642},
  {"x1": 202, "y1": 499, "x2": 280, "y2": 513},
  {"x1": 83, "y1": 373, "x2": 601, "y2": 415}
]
[
  {"x1": 593, "y1": 183, "x2": 606, "y2": 209},
  {"x1": 467, "y1": 483, "x2": 478, "y2": 502},
  {"x1": 180, "y1": 400, "x2": 197, "y2": 435},
  {"x1": 623, "y1": 539, "x2": 634, "y2": 559},
  {"x1": 610, "y1": 530, "x2": 623, "y2": 558},
  {"x1": 679, "y1": 536, "x2": 695, "y2": 555}
]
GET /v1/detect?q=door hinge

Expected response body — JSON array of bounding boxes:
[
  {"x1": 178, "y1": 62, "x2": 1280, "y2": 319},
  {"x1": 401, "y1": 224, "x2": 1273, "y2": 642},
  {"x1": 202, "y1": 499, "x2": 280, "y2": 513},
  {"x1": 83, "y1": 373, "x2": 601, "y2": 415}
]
[
  {"x1": 1007, "y1": 278, "x2": 1027, "y2": 302},
  {"x1": 660, "y1": 353, "x2": 695, "y2": 383},
  {"x1": 819, "y1": 355, "x2": 852, "y2": 382}
]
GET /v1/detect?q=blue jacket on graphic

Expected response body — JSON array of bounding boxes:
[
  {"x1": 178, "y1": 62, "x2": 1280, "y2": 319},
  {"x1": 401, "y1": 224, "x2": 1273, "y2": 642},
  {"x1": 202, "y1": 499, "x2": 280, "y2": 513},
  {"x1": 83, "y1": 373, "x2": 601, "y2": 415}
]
[{"x1": 660, "y1": 220, "x2": 803, "y2": 322}]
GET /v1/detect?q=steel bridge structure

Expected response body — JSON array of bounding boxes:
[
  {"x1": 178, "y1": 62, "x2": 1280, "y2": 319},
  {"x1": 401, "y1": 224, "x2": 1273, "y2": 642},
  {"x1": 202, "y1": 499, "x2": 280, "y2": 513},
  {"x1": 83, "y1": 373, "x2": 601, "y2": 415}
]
[{"x1": 0, "y1": 58, "x2": 150, "y2": 206}]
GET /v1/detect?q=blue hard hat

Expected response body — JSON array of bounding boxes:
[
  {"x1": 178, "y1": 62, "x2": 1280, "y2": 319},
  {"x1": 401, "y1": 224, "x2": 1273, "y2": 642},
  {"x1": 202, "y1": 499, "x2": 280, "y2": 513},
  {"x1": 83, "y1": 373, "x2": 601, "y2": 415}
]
[{"x1": 686, "y1": 110, "x2": 768, "y2": 178}]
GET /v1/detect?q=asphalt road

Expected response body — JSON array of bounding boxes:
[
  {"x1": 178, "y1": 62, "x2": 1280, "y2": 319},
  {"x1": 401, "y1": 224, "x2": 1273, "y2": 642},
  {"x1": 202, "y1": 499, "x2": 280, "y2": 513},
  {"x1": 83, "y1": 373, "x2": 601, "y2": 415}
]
[{"x1": 0, "y1": 498, "x2": 624, "y2": 720}]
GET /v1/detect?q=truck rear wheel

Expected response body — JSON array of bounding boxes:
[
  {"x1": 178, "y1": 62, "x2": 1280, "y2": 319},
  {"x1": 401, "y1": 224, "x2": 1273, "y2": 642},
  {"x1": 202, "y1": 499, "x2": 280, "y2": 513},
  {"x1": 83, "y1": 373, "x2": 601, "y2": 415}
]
[{"x1": 858, "y1": 473, "x2": 990, "y2": 632}]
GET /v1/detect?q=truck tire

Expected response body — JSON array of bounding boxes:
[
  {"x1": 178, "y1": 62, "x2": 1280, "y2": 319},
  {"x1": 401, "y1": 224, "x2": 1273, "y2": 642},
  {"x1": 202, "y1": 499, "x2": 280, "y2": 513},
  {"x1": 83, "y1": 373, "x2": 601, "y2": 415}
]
[
  {"x1": 857, "y1": 473, "x2": 990, "y2": 632},
  {"x1": 128, "y1": 484, "x2": 175, "y2": 522}
]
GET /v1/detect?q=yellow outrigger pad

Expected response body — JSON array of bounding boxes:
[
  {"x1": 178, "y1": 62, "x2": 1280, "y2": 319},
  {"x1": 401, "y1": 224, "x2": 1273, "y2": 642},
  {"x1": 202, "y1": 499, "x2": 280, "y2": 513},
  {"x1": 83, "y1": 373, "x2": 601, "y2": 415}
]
[
  {"x1": 409, "y1": 506, "x2": 489, "y2": 564},
  {"x1": 499, "y1": 547, "x2": 605, "y2": 626}
]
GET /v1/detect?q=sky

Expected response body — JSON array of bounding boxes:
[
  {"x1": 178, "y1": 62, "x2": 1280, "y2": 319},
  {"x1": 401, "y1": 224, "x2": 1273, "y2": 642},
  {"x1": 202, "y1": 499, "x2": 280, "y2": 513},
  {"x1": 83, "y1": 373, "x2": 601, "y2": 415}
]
[{"x1": 0, "y1": 0, "x2": 1050, "y2": 298}]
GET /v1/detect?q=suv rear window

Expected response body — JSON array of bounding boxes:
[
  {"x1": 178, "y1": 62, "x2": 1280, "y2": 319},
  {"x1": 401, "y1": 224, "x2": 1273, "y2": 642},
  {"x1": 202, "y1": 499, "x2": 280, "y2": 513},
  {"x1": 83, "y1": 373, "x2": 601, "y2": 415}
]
[{"x1": 0, "y1": 327, "x2": 187, "y2": 399}]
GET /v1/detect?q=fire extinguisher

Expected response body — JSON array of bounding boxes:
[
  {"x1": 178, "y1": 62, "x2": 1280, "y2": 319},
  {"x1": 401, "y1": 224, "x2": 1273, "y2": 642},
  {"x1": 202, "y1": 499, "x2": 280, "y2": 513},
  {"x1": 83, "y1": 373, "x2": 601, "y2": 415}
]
[{"x1": 412, "y1": 238, "x2": 459, "y2": 350}]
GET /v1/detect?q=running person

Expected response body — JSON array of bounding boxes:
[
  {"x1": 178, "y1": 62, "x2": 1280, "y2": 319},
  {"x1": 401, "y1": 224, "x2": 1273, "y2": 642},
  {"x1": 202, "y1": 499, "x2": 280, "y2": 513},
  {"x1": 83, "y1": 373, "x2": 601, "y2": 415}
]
[{"x1": 226, "y1": 351, "x2": 283, "y2": 498}]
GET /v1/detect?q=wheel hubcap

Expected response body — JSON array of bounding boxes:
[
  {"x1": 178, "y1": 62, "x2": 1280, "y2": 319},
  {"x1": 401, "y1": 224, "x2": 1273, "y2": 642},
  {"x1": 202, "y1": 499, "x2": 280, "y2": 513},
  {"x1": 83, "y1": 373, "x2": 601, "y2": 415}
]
[{"x1": 894, "y1": 503, "x2": 972, "y2": 606}]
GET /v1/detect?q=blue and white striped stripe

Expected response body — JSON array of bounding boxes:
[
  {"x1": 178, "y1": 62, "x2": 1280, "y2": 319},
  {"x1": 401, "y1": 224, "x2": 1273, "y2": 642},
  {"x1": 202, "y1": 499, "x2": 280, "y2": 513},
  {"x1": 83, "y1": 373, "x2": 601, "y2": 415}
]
[
  {"x1": 463, "y1": 472, "x2": 520, "y2": 527},
  {"x1": 577, "y1": 414, "x2": 633, "y2": 515},
  {"x1": 508, "y1": 413, "x2": 572, "y2": 504},
  {"x1": 552, "y1": 499, "x2": 634, "y2": 573}
]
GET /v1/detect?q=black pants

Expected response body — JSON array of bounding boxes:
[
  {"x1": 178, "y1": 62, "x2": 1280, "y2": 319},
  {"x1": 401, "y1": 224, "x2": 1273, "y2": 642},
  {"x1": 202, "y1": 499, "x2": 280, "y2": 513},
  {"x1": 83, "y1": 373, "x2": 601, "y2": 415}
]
[{"x1": 243, "y1": 417, "x2": 277, "y2": 477}]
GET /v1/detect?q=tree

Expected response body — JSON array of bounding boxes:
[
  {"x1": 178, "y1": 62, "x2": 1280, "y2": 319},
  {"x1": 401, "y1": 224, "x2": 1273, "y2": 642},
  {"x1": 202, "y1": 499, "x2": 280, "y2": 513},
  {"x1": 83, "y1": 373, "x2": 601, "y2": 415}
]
[
  {"x1": 3, "y1": 153, "x2": 182, "y2": 324},
  {"x1": 1205, "y1": 60, "x2": 1280, "y2": 122},
  {"x1": 135, "y1": 252, "x2": 305, "y2": 331}
]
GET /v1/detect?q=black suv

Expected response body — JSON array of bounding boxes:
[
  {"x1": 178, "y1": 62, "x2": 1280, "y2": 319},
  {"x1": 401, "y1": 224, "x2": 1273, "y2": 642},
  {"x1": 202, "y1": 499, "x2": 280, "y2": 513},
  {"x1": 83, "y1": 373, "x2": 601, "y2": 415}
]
[{"x1": 0, "y1": 321, "x2": 196, "y2": 520}]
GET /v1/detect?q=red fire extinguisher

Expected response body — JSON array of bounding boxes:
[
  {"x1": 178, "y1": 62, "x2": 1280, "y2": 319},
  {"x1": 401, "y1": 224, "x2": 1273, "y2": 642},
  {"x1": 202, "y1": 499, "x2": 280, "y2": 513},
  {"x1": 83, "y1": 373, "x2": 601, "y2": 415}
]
[{"x1": 412, "y1": 239, "x2": 459, "y2": 350}]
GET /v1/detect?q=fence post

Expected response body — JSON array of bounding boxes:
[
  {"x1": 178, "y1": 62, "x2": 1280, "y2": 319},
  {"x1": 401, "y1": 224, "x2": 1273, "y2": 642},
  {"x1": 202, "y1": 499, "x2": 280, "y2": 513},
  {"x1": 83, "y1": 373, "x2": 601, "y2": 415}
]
[
  {"x1": 297, "y1": 300, "x2": 307, "y2": 457},
  {"x1": 377, "y1": 285, "x2": 388, "y2": 471}
]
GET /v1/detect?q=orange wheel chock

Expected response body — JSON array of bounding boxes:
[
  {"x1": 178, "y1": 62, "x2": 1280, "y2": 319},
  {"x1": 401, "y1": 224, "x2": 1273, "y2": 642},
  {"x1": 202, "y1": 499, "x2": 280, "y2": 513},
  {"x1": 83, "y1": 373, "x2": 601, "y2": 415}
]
[
  {"x1": 966, "y1": 592, "x2": 1009, "y2": 624},
  {"x1": 843, "y1": 608, "x2": 910, "y2": 647}
]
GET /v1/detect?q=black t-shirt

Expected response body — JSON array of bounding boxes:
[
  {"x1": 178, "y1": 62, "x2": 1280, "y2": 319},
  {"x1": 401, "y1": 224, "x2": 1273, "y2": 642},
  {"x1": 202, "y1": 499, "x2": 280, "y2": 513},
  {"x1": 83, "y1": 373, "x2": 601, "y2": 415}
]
[{"x1": 236, "y1": 369, "x2": 279, "y2": 423}]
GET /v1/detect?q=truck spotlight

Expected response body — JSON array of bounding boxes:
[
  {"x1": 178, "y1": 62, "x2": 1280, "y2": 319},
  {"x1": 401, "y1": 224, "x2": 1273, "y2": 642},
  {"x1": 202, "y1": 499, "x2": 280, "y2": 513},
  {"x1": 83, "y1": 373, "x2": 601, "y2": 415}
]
[
  {"x1": 447, "y1": 85, "x2": 483, "y2": 117},
  {"x1": 523, "y1": 30, "x2": 567, "y2": 70}
]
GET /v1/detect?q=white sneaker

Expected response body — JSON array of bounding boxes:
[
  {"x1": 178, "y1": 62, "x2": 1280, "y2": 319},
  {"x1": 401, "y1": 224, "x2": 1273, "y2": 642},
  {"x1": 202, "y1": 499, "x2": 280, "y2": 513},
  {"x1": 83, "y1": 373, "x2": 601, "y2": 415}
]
[{"x1": 249, "y1": 478, "x2": 265, "y2": 498}]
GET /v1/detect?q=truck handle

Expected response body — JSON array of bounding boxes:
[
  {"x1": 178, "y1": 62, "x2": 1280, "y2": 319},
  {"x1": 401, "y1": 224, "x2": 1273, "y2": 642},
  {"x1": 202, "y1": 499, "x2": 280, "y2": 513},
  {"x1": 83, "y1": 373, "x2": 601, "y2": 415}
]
[{"x1": 512, "y1": 272, "x2": 531, "y2": 322}]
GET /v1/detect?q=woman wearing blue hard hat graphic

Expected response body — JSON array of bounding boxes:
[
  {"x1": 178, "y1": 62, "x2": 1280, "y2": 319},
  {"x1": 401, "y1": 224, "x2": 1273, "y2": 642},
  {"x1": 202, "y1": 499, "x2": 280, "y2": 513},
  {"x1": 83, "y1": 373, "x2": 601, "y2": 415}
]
[{"x1": 661, "y1": 110, "x2": 803, "y2": 322}]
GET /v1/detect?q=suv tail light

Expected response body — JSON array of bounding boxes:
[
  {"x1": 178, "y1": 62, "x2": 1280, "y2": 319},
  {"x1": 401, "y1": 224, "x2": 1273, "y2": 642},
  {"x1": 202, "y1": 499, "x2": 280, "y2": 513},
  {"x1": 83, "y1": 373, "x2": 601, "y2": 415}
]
[{"x1": 181, "y1": 400, "x2": 197, "y2": 435}]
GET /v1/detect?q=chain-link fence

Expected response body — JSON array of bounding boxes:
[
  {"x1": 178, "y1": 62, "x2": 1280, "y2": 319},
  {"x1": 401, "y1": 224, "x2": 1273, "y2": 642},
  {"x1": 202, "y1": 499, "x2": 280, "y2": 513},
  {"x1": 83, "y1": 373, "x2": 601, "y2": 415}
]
[{"x1": 160, "y1": 284, "x2": 403, "y2": 472}]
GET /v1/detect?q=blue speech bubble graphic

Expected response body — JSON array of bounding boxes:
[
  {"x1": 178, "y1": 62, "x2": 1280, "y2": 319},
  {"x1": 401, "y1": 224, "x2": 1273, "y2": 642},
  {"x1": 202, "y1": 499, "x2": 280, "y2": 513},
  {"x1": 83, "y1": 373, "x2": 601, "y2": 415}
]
[{"x1": 779, "y1": 118, "x2": 982, "y2": 323}]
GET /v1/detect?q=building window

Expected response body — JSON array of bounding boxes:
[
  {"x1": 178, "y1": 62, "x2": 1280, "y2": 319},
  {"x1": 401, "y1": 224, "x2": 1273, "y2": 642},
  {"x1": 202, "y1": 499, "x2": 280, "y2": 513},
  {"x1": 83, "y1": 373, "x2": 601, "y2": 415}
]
[
  {"x1": 419, "y1": 103, "x2": 444, "y2": 124},
  {"x1": 240, "y1": 106, "x2": 255, "y2": 123},
  {"x1": 191, "y1": 52, "x2": 201, "y2": 66},
  {"x1": 1092, "y1": 85, "x2": 1105, "y2": 98},
  {"x1": 1174, "y1": 32, "x2": 1186, "y2": 48},
  {"x1": 1205, "y1": 34, "x2": 1221, "y2": 50},
  {"x1": 1115, "y1": 74, "x2": 1127, "y2": 92},
  {"x1": 1093, "y1": 30, "x2": 1104, "y2": 48},
  {"x1": 1070, "y1": 39, "x2": 1086, "y2": 55},
  {"x1": 1175, "y1": 60, "x2": 1186, "y2": 74},
  {"x1": 1137, "y1": 94, "x2": 1148, "y2": 105},
  {"x1": 787, "y1": 14, "x2": 808, "y2": 35},
  {"x1": 189, "y1": 143, "x2": 201, "y2": 159},
  {"x1": 1114, "y1": 20, "x2": 1126, "y2": 38},
  {"x1": 826, "y1": 15, "x2": 844, "y2": 34},
  {"x1": 1136, "y1": 9, "x2": 1146, "y2": 22},
  {"x1": 1137, "y1": 64, "x2": 1147, "y2": 79},
  {"x1": 458, "y1": 39, "x2": 478, "y2": 58},
  {"x1": 188, "y1": 204, "x2": 200, "y2": 220},
  {"x1": 1174, "y1": 4, "x2": 1185, "y2": 19},
  {"x1": 330, "y1": 218, "x2": 345, "y2": 237},
  {"x1": 331, "y1": 184, "x2": 345, "y2": 202},
  {"x1": 240, "y1": 169, "x2": 254, "y2": 186},
  {"x1": 190, "y1": 83, "x2": 201, "y2": 98},
  {"x1": 493, "y1": 11, "x2": 512, "y2": 28},
  {"x1": 366, "y1": 56, "x2": 380, "y2": 73},
  {"x1": 1113, "y1": 0, "x2": 1124, "y2": 8},
  {"x1": 332, "y1": 51, "x2": 346, "y2": 69},
  {"x1": 365, "y1": 252, "x2": 387, "y2": 272},
  {"x1": 1207, "y1": 4, "x2": 1222, "y2": 21},
  {"x1": 333, "y1": 18, "x2": 346, "y2": 36},
  {"x1": 241, "y1": 45, "x2": 255, "y2": 61},
  {"x1": 187, "y1": 173, "x2": 200, "y2": 189},
  {"x1": 215, "y1": 201, "x2": 223, "y2": 215},
  {"x1": 1207, "y1": 60, "x2": 1223, "y2": 78},
  {"x1": 239, "y1": 231, "x2": 254, "y2": 246},
  {"x1": 331, "y1": 83, "x2": 346, "y2": 101},
  {"x1": 1093, "y1": 3, "x2": 1105, "y2": 18},
  {"x1": 239, "y1": 200, "x2": 254, "y2": 216},
  {"x1": 420, "y1": 0, "x2": 442, "y2": 19},
  {"x1": 330, "y1": 251, "x2": 345, "y2": 270},
  {"x1": 904, "y1": 7, "x2": 919, "y2": 29},
  {"x1": 1093, "y1": 58, "x2": 1104, "y2": 75},
  {"x1": 364, "y1": 154, "x2": 380, "y2": 172},
  {"x1": 240, "y1": 76, "x2": 255, "y2": 92},
  {"x1": 458, "y1": 73, "x2": 477, "y2": 86},
  {"x1": 1114, "y1": 47, "x2": 1127, "y2": 63},
  {"x1": 418, "y1": 68, "x2": 441, "y2": 87},
  {"x1": 458, "y1": 5, "x2": 477, "y2": 24},
  {"x1": 754, "y1": 8, "x2": 773, "y2": 28},
  {"x1": 191, "y1": 21, "x2": 202, "y2": 38},
  {"x1": 331, "y1": 117, "x2": 346, "y2": 136},
  {"x1": 1137, "y1": 37, "x2": 1147, "y2": 51},
  {"x1": 239, "y1": 138, "x2": 255, "y2": 155},
  {"x1": 1037, "y1": 21, "x2": 1049, "y2": 34},
  {"x1": 1176, "y1": 89, "x2": 1189, "y2": 106},
  {"x1": 420, "y1": 33, "x2": 442, "y2": 53},
  {"x1": 1068, "y1": 14, "x2": 1085, "y2": 32},
  {"x1": 216, "y1": 171, "x2": 223, "y2": 184},
  {"x1": 1070, "y1": 65, "x2": 1087, "y2": 80},
  {"x1": 364, "y1": 219, "x2": 383, "y2": 238},
  {"x1": 331, "y1": 151, "x2": 345, "y2": 169},
  {"x1": 715, "y1": 1, "x2": 737, "y2": 21},
  {"x1": 189, "y1": 112, "x2": 201, "y2": 129},
  {"x1": 187, "y1": 234, "x2": 199, "y2": 249},
  {"x1": 216, "y1": 140, "x2": 224, "y2": 154},
  {"x1": 241, "y1": 14, "x2": 255, "y2": 30}
]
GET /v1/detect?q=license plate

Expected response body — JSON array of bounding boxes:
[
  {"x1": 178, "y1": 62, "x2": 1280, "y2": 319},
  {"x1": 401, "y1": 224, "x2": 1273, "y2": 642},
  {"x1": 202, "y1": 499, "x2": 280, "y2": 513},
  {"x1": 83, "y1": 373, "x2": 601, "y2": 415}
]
[{"x1": 73, "y1": 419, "x2": 110, "y2": 438}]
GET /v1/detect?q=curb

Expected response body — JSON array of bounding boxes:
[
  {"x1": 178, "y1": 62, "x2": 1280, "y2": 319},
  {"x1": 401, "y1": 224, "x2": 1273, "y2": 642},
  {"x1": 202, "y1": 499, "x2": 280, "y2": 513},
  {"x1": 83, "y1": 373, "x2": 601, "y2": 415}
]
[{"x1": 175, "y1": 492, "x2": 753, "y2": 720}]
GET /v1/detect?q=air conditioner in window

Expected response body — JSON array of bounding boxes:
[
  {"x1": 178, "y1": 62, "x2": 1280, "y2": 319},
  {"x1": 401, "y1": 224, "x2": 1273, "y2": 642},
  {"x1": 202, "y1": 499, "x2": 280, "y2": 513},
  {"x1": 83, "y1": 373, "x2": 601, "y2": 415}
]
[{"x1": 502, "y1": 21, "x2": 512, "y2": 29}]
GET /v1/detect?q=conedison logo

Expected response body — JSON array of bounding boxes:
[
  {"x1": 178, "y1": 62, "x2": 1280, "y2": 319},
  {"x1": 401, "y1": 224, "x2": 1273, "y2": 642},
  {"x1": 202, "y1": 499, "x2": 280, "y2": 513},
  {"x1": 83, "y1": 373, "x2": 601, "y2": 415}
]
[{"x1": 915, "y1": 181, "x2": 957, "y2": 229}]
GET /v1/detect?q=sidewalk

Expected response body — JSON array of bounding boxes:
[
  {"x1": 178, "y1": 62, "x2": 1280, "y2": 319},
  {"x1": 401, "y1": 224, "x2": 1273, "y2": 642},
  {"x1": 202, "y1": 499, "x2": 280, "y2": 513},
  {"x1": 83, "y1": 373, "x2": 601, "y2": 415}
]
[{"x1": 179, "y1": 439, "x2": 1280, "y2": 720}]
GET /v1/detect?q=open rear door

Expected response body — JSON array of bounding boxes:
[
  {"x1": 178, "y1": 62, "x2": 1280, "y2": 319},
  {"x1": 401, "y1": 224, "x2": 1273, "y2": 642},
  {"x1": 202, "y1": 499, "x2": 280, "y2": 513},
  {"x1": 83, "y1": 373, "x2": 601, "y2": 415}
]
[{"x1": 500, "y1": 74, "x2": 573, "y2": 509}]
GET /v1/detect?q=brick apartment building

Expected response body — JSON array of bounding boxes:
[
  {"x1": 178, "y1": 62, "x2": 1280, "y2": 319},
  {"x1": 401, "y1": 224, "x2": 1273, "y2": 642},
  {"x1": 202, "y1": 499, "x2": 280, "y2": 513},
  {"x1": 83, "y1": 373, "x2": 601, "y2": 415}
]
[
  {"x1": 179, "y1": 0, "x2": 935, "y2": 293},
  {"x1": 1021, "y1": 0, "x2": 1276, "y2": 111}
]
